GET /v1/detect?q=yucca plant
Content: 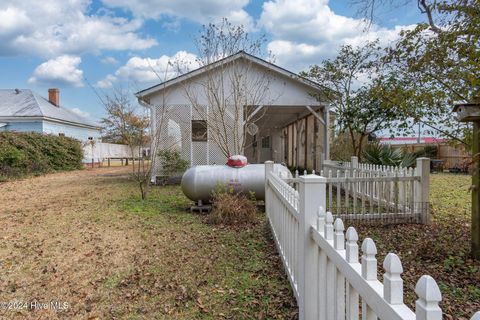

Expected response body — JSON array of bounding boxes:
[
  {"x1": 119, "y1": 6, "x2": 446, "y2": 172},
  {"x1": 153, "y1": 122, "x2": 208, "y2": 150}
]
[{"x1": 362, "y1": 143, "x2": 417, "y2": 168}]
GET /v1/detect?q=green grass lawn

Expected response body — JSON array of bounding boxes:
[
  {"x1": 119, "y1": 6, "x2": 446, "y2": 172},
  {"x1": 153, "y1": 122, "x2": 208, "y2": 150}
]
[
  {"x1": 114, "y1": 184, "x2": 298, "y2": 319},
  {"x1": 353, "y1": 173, "x2": 479, "y2": 319}
]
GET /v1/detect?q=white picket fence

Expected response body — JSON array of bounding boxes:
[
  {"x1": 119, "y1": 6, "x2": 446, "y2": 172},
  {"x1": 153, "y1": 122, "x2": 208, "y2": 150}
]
[
  {"x1": 264, "y1": 161, "x2": 479, "y2": 320},
  {"x1": 289, "y1": 157, "x2": 430, "y2": 224}
]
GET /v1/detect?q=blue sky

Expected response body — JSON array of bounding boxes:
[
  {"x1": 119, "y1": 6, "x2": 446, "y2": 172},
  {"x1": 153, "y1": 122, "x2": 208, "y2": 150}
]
[{"x1": 0, "y1": 0, "x2": 423, "y2": 121}]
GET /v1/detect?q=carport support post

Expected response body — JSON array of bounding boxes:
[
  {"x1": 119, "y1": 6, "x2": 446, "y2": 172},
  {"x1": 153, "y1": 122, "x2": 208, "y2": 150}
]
[{"x1": 298, "y1": 174, "x2": 326, "y2": 320}]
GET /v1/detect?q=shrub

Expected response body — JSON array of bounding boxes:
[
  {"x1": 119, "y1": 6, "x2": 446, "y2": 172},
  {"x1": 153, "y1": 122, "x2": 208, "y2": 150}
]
[
  {"x1": 208, "y1": 186, "x2": 258, "y2": 225},
  {"x1": 0, "y1": 132, "x2": 83, "y2": 179},
  {"x1": 330, "y1": 132, "x2": 359, "y2": 161},
  {"x1": 157, "y1": 149, "x2": 189, "y2": 176},
  {"x1": 362, "y1": 142, "x2": 417, "y2": 167}
]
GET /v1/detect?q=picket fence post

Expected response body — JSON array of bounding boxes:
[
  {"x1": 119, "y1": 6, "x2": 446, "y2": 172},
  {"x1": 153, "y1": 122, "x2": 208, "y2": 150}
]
[
  {"x1": 298, "y1": 173, "x2": 326, "y2": 320},
  {"x1": 265, "y1": 161, "x2": 274, "y2": 214},
  {"x1": 414, "y1": 157, "x2": 430, "y2": 224},
  {"x1": 415, "y1": 275, "x2": 442, "y2": 319},
  {"x1": 351, "y1": 156, "x2": 359, "y2": 173}
]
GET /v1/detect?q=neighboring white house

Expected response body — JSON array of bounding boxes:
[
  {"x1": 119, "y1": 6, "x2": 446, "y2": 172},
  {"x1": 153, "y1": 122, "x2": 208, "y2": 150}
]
[
  {"x1": 0, "y1": 88, "x2": 100, "y2": 141},
  {"x1": 135, "y1": 51, "x2": 330, "y2": 180}
]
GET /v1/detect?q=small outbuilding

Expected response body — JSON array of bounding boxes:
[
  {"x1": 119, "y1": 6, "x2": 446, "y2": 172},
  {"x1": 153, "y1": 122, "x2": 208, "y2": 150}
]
[
  {"x1": 0, "y1": 88, "x2": 100, "y2": 141},
  {"x1": 136, "y1": 51, "x2": 330, "y2": 180}
]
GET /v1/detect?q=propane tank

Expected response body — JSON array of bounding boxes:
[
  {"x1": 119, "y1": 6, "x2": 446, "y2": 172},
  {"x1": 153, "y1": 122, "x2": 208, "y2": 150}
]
[{"x1": 181, "y1": 162, "x2": 291, "y2": 202}]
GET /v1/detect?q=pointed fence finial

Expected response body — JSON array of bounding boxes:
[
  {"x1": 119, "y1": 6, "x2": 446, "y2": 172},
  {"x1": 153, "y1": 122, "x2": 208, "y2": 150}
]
[
  {"x1": 361, "y1": 238, "x2": 377, "y2": 280},
  {"x1": 346, "y1": 227, "x2": 359, "y2": 263},
  {"x1": 383, "y1": 253, "x2": 404, "y2": 304},
  {"x1": 415, "y1": 275, "x2": 442, "y2": 320},
  {"x1": 295, "y1": 170, "x2": 299, "y2": 178},
  {"x1": 334, "y1": 218, "x2": 345, "y2": 250},
  {"x1": 304, "y1": 169, "x2": 307, "y2": 176},
  {"x1": 324, "y1": 212, "x2": 334, "y2": 240}
]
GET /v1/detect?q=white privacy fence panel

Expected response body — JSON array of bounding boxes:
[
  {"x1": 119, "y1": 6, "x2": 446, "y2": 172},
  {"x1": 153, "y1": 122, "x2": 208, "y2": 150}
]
[
  {"x1": 264, "y1": 161, "x2": 479, "y2": 320},
  {"x1": 82, "y1": 142, "x2": 139, "y2": 163}
]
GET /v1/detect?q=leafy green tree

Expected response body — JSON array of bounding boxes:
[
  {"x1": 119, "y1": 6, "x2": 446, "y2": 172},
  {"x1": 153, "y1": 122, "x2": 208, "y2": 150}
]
[
  {"x1": 354, "y1": 0, "x2": 478, "y2": 145},
  {"x1": 352, "y1": 0, "x2": 480, "y2": 260},
  {"x1": 101, "y1": 89, "x2": 149, "y2": 146},
  {"x1": 302, "y1": 41, "x2": 400, "y2": 157}
]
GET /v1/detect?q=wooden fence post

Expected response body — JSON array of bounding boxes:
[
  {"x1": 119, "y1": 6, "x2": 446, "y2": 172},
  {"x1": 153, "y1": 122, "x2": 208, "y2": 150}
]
[
  {"x1": 415, "y1": 157, "x2": 430, "y2": 224},
  {"x1": 298, "y1": 173, "x2": 326, "y2": 320}
]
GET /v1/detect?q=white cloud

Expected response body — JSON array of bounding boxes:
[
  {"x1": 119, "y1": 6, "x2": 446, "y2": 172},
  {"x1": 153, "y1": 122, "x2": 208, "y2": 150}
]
[
  {"x1": 0, "y1": 0, "x2": 156, "y2": 57},
  {"x1": 95, "y1": 74, "x2": 117, "y2": 88},
  {"x1": 28, "y1": 55, "x2": 84, "y2": 87},
  {"x1": 101, "y1": 0, "x2": 254, "y2": 30},
  {"x1": 101, "y1": 56, "x2": 119, "y2": 65},
  {"x1": 96, "y1": 51, "x2": 199, "y2": 88},
  {"x1": 70, "y1": 107, "x2": 91, "y2": 118},
  {"x1": 260, "y1": 0, "x2": 414, "y2": 71}
]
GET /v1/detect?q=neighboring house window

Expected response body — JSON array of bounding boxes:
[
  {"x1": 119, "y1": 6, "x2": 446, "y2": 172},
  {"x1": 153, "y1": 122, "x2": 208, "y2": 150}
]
[
  {"x1": 262, "y1": 136, "x2": 270, "y2": 148},
  {"x1": 192, "y1": 120, "x2": 207, "y2": 142},
  {"x1": 58, "y1": 133, "x2": 65, "y2": 137}
]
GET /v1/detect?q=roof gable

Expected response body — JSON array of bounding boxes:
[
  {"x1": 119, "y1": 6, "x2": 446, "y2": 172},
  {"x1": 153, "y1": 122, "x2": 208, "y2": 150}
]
[
  {"x1": 135, "y1": 51, "x2": 324, "y2": 99},
  {"x1": 0, "y1": 89, "x2": 99, "y2": 128}
]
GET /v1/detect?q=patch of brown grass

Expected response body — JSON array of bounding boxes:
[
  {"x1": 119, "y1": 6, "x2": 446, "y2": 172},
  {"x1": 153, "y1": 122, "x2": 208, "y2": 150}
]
[{"x1": 0, "y1": 166, "x2": 297, "y2": 319}]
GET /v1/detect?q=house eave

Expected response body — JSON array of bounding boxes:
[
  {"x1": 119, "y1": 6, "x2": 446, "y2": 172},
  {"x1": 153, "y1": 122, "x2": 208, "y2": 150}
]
[
  {"x1": 135, "y1": 51, "x2": 327, "y2": 100},
  {"x1": 0, "y1": 116, "x2": 101, "y2": 130}
]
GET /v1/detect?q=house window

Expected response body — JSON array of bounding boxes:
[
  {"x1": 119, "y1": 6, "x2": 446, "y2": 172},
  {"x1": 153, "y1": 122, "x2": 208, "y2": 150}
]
[
  {"x1": 262, "y1": 136, "x2": 270, "y2": 148},
  {"x1": 58, "y1": 133, "x2": 65, "y2": 137},
  {"x1": 192, "y1": 120, "x2": 207, "y2": 142}
]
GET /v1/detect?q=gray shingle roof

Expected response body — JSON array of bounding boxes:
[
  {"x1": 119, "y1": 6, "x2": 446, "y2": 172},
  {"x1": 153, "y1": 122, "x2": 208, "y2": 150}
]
[{"x1": 0, "y1": 89, "x2": 99, "y2": 128}]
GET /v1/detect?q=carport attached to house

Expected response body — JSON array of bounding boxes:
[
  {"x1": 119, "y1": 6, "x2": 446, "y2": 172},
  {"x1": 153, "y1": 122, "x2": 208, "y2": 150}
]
[{"x1": 244, "y1": 105, "x2": 328, "y2": 171}]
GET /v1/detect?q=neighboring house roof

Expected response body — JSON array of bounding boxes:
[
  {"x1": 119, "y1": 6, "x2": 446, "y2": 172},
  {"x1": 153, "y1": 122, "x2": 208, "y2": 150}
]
[
  {"x1": 380, "y1": 137, "x2": 447, "y2": 144},
  {"x1": 0, "y1": 89, "x2": 99, "y2": 129},
  {"x1": 135, "y1": 50, "x2": 328, "y2": 99}
]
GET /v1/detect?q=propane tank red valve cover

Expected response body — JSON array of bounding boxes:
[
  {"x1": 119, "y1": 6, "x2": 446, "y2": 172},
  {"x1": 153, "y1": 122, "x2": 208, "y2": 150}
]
[{"x1": 226, "y1": 155, "x2": 248, "y2": 168}]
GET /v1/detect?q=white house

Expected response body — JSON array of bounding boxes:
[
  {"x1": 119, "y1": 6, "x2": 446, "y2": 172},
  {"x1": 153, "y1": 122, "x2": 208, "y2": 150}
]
[
  {"x1": 135, "y1": 51, "x2": 330, "y2": 180},
  {"x1": 0, "y1": 88, "x2": 100, "y2": 141}
]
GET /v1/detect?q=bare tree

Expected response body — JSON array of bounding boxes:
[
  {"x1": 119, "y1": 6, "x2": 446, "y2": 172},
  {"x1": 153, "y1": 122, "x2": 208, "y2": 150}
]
[
  {"x1": 178, "y1": 19, "x2": 276, "y2": 157},
  {"x1": 352, "y1": 0, "x2": 441, "y2": 32}
]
